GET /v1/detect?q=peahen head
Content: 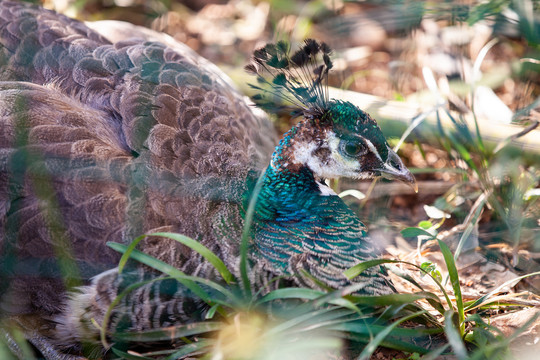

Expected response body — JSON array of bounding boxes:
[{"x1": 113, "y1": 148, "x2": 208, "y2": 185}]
[
  {"x1": 246, "y1": 40, "x2": 414, "y2": 292},
  {"x1": 246, "y1": 39, "x2": 416, "y2": 188},
  {"x1": 286, "y1": 99, "x2": 416, "y2": 185}
]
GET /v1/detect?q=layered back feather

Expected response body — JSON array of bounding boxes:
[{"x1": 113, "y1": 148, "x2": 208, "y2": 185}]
[{"x1": 0, "y1": 1, "x2": 276, "y2": 318}]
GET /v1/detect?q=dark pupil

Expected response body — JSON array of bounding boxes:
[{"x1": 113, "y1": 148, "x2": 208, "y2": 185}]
[{"x1": 345, "y1": 142, "x2": 363, "y2": 156}]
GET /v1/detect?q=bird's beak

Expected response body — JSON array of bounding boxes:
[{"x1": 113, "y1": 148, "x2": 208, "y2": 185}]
[{"x1": 378, "y1": 148, "x2": 417, "y2": 192}]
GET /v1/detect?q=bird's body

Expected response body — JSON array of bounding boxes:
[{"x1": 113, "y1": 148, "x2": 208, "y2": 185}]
[
  {"x1": 0, "y1": 2, "x2": 414, "y2": 357},
  {"x1": 0, "y1": 0, "x2": 274, "y2": 315}
]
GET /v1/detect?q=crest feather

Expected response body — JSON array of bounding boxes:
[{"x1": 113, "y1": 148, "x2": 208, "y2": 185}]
[{"x1": 245, "y1": 39, "x2": 333, "y2": 118}]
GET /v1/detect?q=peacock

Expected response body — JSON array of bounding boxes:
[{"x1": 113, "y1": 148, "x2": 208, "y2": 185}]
[{"x1": 0, "y1": 1, "x2": 415, "y2": 358}]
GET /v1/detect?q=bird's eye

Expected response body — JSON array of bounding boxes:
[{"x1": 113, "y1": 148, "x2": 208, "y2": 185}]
[{"x1": 340, "y1": 140, "x2": 366, "y2": 157}]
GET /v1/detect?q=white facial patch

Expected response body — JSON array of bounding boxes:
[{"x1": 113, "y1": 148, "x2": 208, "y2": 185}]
[{"x1": 291, "y1": 131, "x2": 363, "y2": 179}]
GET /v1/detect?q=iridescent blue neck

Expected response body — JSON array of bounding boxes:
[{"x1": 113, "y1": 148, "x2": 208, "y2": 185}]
[{"x1": 254, "y1": 124, "x2": 321, "y2": 222}]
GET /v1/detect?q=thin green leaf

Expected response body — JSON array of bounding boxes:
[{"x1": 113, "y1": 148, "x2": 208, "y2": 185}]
[
  {"x1": 390, "y1": 265, "x2": 426, "y2": 290},
  {"x1": 468, "y1": 311, "x2": 540, "y2": 360},
  {"x1": 438, "y1": 240, "x2": 464, "y2": 334},
  {"x1": 133, "y1": 348, "x2": 180, "y2": 357},
  {"x1": 149, "y1": 232, "x2": 234, "y2": 284},
  {"x1": 258, "y1": 287, "x2": 325, "y2": 303},
  {"x1": 493, "y1": 110, "x2": 538, "y2": 154},
  {"x1": 347, "y1": 259, "x2": 451, "y2": 315},
  {"x1": 107, "y1": 242, "x2": 218, "y2": 304},
  {"x1": 267, "y1": 307, "x2": 355, "y2": 336},
  {"x1": 344, "y1": 259, "x2": 400, "y2": 280},
  {"x1": 400, "y1": 228, "x2": 436, "y2": 239},
  {"x1": 116, "y1": 232, "x2": 234, "y2": 284},
  {"x1": 445, "y1": 128, "x2": 480, "y2": 175},
  {"x1": 393, "y1": 105, "x2": 439, "y2": 152},
  {"x1": 357, "y1": 310, "x2": 427, "y2": 360},
  {"x1": 205, "y1": 304, "x2": 221, "y2": 320},
  {"x1": 349, "y1": 292, "x2": 440, "y2": 307},
  {"x1": 113, "y1": 322, "x2": 221, "y2": 342},
  {"x1": 465, "y1": 314, "x2": 505, "y2": 337},
  {"x1": 390, "y1": 267, "x2": 446, "y2": 316},
  {"x1": 284, "y1": 285, "x2": 368, "y2": 318},
  {"x1": 117, "y1": 234, "x2": 145, "y2": 274},
  {"x1": 239, "y1": 170, "x2": 266, "y2": 297},
  {"x1": 295, "y1": 310, "x2": 364, "y2": 334},
  {"x1": 444, "y1": 310, "x2": 468, "y2": 360},
  {"x1": 299, "y1": 269, "x2": 335, "y2": 291},
  {"x1": 165, "y1": 341, "x2": 211, "y2": 360}
]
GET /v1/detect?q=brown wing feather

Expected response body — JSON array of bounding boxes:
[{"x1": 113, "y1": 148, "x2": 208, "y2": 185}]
[{"x1": 0, "y1": 1, "x2": 277, "y2": 328}]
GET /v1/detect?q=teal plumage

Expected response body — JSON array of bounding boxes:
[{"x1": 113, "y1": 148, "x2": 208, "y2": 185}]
[{"x1": 254, "y1": 165, "x2": 377, "y2": 289}]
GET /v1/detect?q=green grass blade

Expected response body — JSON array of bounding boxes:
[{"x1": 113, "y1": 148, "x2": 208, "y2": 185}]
[
  {"x1": 149, "y1": 232, "x2": 235, "y2": 284},
  {"x1": 116, "y1": 232, "x2": 234, "y2": 284},
  {"x1": 468, "y1": 310, "x2": 539, "y2": 360},
  {"x1": 294, "y1": 310, "x2": 364, "y2": 334},
  {"x1": 205, "y1": 303, "x2": 221, "y2": 319},
  {"x1": 267, "y1": 307, "x2": 355, "y2": 336},
  {"x1": 344, "y1": 259, "x2": 401, "y2": 280},
  {"x1": 239, "y1": 170, "x2": 266, "y2": 297},
  {"x1": 442, "y1": 119, "x2": 480, "y2": 176},
  {"x1": 108, "y1": 242, "x2": 218, "y2": 304},
  {"x1": 349, "y1": 292, "x2": 440, "y2": 307},
  {"x1": 292, "y1": 283, "x2": 373, "y2": 315},
  {"x1": 357, "y1": 310, "x2": 426, "y2": 360},
  {"x1": 444, "y1": 310, "x2": 468, "y2": 360},
  {"x1": 262, "y1": 283, "x2": 368, "y2": 314},
  {"x1": 400, "y1": 227, "x2": 437, "y2": 239},
  {"x1": 113, "y1": 322, "x2": 221, "y2": 342},
  {"x1": 393, "y1": 107, "x2": 437, "y2": 152},
  {"x1": 438, "y1": 240, "x2": 464, "y2": 334},
  {"x1": 258, "y1": 287, "x2": 325, "y2": 303},
  {"x1": 464, "y1": 313, "x2": 505, "y2": 337},
  {"x1": 389, "y1": 265, "x2": 430, "y2": 294},
  {"x1": 116, "y1": 234, "x2": 145, "y2": 274},
  {"x1": 165, "y1": 341, "x2": 210, "y2": 360},
  {"x1": 346, "y1": 259, "x2": 449, "y2": 316}
]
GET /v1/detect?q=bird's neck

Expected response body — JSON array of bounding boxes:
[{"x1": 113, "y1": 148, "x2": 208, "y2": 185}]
[{"x1": 252, "y1": 124, "x2": 324, "y2": 222}]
